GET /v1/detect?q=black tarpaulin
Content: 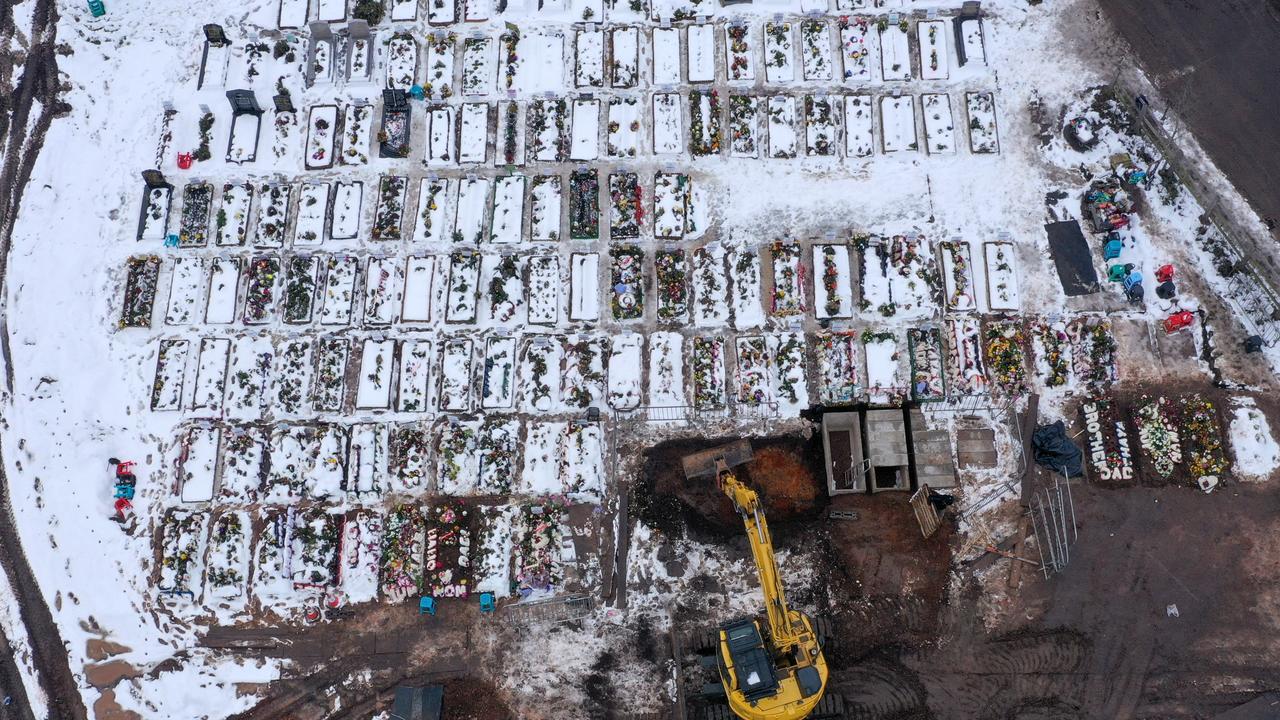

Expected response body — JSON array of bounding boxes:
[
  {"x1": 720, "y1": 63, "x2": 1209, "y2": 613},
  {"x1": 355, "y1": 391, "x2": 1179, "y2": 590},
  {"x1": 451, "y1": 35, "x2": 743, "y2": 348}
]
[{"x1": 1032, "y1": 420, "x2": 1084, "y2": 478}]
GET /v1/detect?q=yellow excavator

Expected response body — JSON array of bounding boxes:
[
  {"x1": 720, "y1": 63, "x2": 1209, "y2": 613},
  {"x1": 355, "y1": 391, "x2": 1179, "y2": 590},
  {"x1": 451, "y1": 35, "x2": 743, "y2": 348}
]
[{"x1": 681, "y1": 441, "x2": 841, "y2": 720}]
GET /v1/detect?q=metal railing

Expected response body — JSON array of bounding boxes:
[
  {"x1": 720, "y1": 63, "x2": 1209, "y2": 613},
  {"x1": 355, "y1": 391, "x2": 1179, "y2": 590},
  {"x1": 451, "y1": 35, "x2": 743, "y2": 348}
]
[{"x1": 1026, "y1": 477, "x2": 1077, "y2": 579}]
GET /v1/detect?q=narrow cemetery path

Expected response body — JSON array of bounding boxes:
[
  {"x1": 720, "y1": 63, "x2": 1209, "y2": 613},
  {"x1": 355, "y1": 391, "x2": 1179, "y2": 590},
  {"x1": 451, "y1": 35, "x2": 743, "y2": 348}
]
[
  {"x1": 0, "y1": 626, "x2": 38, "y2": 720},
  {"x1": 0, "y1": 1, "x2": 87, "y2": 719},
  {"x1": 1102, "y1": 1, "x2": 1280, "y2": 244}
]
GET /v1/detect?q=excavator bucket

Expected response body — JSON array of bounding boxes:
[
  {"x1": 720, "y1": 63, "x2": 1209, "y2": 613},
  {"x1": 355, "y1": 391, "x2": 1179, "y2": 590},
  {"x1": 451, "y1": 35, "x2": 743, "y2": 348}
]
[{"x1": 681, "y1": 440, "x2": 754, "y2": 480}]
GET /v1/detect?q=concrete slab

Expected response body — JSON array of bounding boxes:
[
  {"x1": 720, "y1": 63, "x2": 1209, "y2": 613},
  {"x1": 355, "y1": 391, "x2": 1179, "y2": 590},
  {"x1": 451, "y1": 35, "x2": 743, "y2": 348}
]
[
  {"x1": 956, "y1": 427, "x2": 998, "y2": 469},
  {"x1": 913, "y1": 429, "x2": 957, "y2": 489},
  {"x1": 822, "y1": 412, "x2": 866, "y2": 493},
  {"x1": 866, "y1": 409, "x2": 909, "y2": 467}
]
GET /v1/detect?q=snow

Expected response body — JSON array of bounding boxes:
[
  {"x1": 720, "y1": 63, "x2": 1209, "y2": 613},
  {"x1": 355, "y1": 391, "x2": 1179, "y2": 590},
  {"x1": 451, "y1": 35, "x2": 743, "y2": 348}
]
[
  {"x1": 652, "y1": 93, "x2": 683, "y2": 155},
  {"x1": 844, "y1": 95, "x2": 874, "y2": 157},
  {"x1": 576, "y1": 29, "x2": 604, "y2": 87},
  {"x1": 918, "y1": 20, "x2": 950, "y2": 81},
  {"x1": 922, "y1": 93, "x2": 955, "y2": 155},
  {"x1": 652, "y1": 28, "x2": 681, "y2": 85},
  {"x1": 880, "y1": 95, "x2": 917, "y2": 152},
  {"x1": 880, "y1": 23, "x2": 912, "y2": 81},
  {"x1": 570, "y1": 253, "x2": 601, "y2": 321},
  {"x1": 764, "y1": 22, "x2": 795, "y2": 84},
  {"x1": 687, "y1": 24, "x2": 716, "y2": 83},
  {"x1": 1230, "y1": 400, "x2": 1280, "y2": 480},
  {"x1": 570, "y1": 99, "x2": 600, "y2": 161},
  {"x1": 767, "y1": 96, "x2": 797, "y2": 158}
]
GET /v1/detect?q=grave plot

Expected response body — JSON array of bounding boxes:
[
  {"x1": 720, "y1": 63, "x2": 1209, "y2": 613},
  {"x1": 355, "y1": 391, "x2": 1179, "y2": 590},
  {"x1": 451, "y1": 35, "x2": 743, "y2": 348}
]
[
  {"x1": 731, "y1": 249, "x2": 765, "y2": 330},
  {"x1": 396, "y1": 339, "x2": 432, "y2": 412},
  {"x1": 1134, "y1": 396, "x2": 1183, "y2": 479},
  {"x1": 569, "y1": 170, "x2": 600, "y2": 240},
  {"x1": 570, "y1": 99, "x2": 600, "y2": 161},
  {"x1": 165, "y1": 257, "x2": 205, "y2": 326},
  {"x1": 481, "y1": 336, "x2": 518, "y2": 410},
  {"x1": 288, "y1": 508, "x2": 342, "y2": 589},
  {"x1": 692, "y1": 245, "x2": 729, "y2": 326},
  {"x1": 151, "y1": 339, "x2": 190, "y2": 411},
  {"x1": 390, "y1": 425, "x2": 430, "y2": 490},
  {"x1": 305, "y1": 104, "x2": 338, "y2": 169},
  {"x1": 330, "y1": 181, "x2": 363, "y2": 240},
  {"x1": 445, "y1": 251, "x2": 481, "y2": 323},
  {"x1": 312, "y1": 337, "x2": 349, "y2": 412},
  {"x1": 562, "y1": 423, "x2": 605, "y2": 498},
  {"x1": 178, "y1": 425, "x2": 221, "y2": 503},
  {"x1": 513, "y1": 501, "x2": 567, "y2": 597},
  {"x1": 611, "y1": 27, "x2": 640, "y2": 88},
  {"x1": 341, "y1": 104, "x2": 372, "y2": 165},
  {"x1": 858, "y1": 235, "x2": 935, "y2": 319},
  {"x1": 284, "y1": 425, "x2": 347, "y2": 499},
  {"x1": 373, "y1": 176, "x2": 409, "y2": 243},
  {"x1": 842, "y1": 95, "x2": 874, "y2": 158},
  {"x1": 653, "y1": 172, "x2": 690, "y2": 240},
  {"x1": 609, "y1": 173, "x2": 643, "y2": 240},
  {"x1": 655, "y1": 249, "x2": 689, "y2": 322},
  {"x1": 576, "y1": 28, "x2": 604, "y2": 87},
  {"x1": 355, "y1": 339, "x2": 396, "y2": 410},
  {"x1": 817, "y1": 332, "x2": 861, "y2": 405},
  {"x1": 561, "y1": 337, "x2": 606, "y2": 409},
  {"x1": 291, "y1": 182, "x2": 328, "y2": 247},
  {"x1": 938, "y1": 239, "x2": 975, "y2": 312},
  {"x1": 736, "y1": 336, "x2": 771, "y2": 406},
  {"x1": 764, "y1": 22, "x2": 795, "y2": 84},
  {"x1": 178, "y1": 182, "x2": 212, "y2": 248},
  {"x1": 528, "y1": 98, "x2": 568, "y2": 163},
  {"x1": 966, "y1": 92, "x2": 999, "y2": 154},
  {"x1": 477, "y1": 418, "x2": 519, "y2": 494},
  {"x1": 253, "y1": 511, "x2": 293, "y2": 603},
  {"x1": 384, "y1": 33, "x2": 419, "y2": 90},
  {"x1": 569, "y1": 253, "x2": 600, "y2": 322},
  {"x1": 814, "y1": 244, "x2": 852, "y2": 319},
  {"x1": 1182, "y1": 395, "x2": 1230, "y2": 479},
  {"x1": 879, "y1": 18, "x2": 911, "y2": 81},
  {"x1": 223, "y1": 337, "x2": 272, "y2": 420},
  {"x1": 272, "y1": 339, "x2": 314, "y2": 415},
  {"x1": 412, "y1": 178, "x2": 453, "y2": 244},
  {"x1": 474, "y1": 506, "x2": 516, "y2": 596},
  {"x1": 205, "y1": 511, "x2": 250, "y2": 610},
  {"x1": 1031, "y1": 319, "x2": 1072, "y2": 388},
  {"x1": 689, "y1": 89, "x2": 722, "y2": 156},
  {"x1": 766, "y1": 96, "x2": 798, "y2": 159},
  {"x1": 339, "y1": 510, "x2": 384, "y2": 604},
  {"x1": 922, "y1": 94, "x2": 955, "y2": 154},
  {"x1": 436, "y1": 424, "x2": 481, "y2": 495},
  {"x1": 214, "y1": 183, "x2": 253, "y2": 247},
  {"x1": 862, "y1": 330, "x2": 903, "y2": 403},
  {"x1": 726, "y1": 24, "x2": 755, "y2": 83},
  {"x1": 424, "y1": 502, "x2": 473, "y2": 598},
  {"x1": 688, "y1": 24, "x2": 716, "y2": 83},
  {"x1": 454, "y1": 178, "x2": 490, "y2": 244},
  {"x1": 770, "y1": 332, "x2": 809, "y2": 412},
  {"x1": 947, "y1": 316, "x2": 988, "y2": 395},
  {"x1": 805, "y1": 96, "x2": 837, "y2": 156},
  {"x1": 652, "y1": 93, "x2": 683, "y2": 156},
  {"x1": 529, "y1": 176, "x2": 562, "y2": 242},
  {"x1": 364, "y1": 256, "x2": 404, "y2": 325},
  {"x1": 282, "y1": 255, "x2": 320, "y2": 324},
  {"x1": 312, "y1": 38, "x2": 334, "y2": 85},
  {"x1": 959, "y1": 14, "x2": 986, "y2": 66},
  {"x1": 983, "y1": 242, "x2": 1020, "y2": 311},
  {"x1": 608, "y1": 333, "x2": 643, "y2": 410},
  {"x1": 158, "y1": 510, "x2": 208, "y2": 597},
  {"x1": 426, "y1": 106, "x2": 456, "y2": 166},
  {"x1": 610, "y1": 245, "x2": 645, "y2": 321},
  {"x1": 907, "y1": 327, "x2": 946, "y2": 402},
  {"x1": 316, "y1": 0, "x2": 344, "y2": 21},
  {"x1": 1080, "y1": 398, "x2": 1136, "y2": 484},
  {"x1": 691, "y1": 336, "x2": 727, "y2": 410},
  {"x1": 459, "y1": 103, "x2": 489, "y2": 164},
  {"x1": 483, "y1": 254, "x2": 525, "y2": 323},
  {"x1": 500, "y1": 28, "x2": 565, "y2": 95},
  {"x1": 440, "y1": 338, "x2": 475, "y2": 412},
  {"x1": 880, "y1": 96, "x2": 917, "y2": 152},
  {"x1": 243, "y1": 256, "x2": 280, "y2": 325},
  {"x1": 839, "y1": 16, "x2": 874, "y2": 83},
  {"x1": 390, "y1": 0, "x2": 416, "y2": 20},
  {"x1": 423, "y1": 33, "x2": 454, "y2": 97},
  {"x1": 918, "y1": 20, "x2": 949, "y2": 81},
  {"x1": 770, "y1": 241, "x2": 806, "y2": 317},
  {"x1": 800, "y1": 20, "x2": 833, "y2": 81},
  {"x1": 490, "y1": 176, "x2": 526, "y2": 245},
  {"x1": 256, "y1": 182, "x2": 293, "y2": 247},
  {"x1": 1070, "y1": 317, "x2": 1118, "y2": 391},
  {"x1": 649, "y1": 331, "x2": 685, "y2": 406},
  {"x1": 520, "y1": 338, "x2": 564, "y2": 413},
  {"x1": 652, "y1": 27, "x2": 681, "y2": 85},
  {"x1": 728, "y1": 95, "x2": 760, "y2": 158},
  {"x1": 139, "y1": 185, "x2": 171, "y2": 241},
  {"x1": 607, "y1": 97, "x2": 641, "y2": 158},
  {"x1": 217, "y1": 427, "x2": 264, "y2": 502},
  {"x1": 190, "y1": 338, "x2": 230, "y2": 412},
  {"x1": 462, "y1": 37, "x2": 493, "y2": 97},
  {"x1": 507, "y1": 105, "x2": 538, "y2": 167},
  {"x1": 427, "y1": 0, "x2": 455, "y2": 24},
  {"x1": 349, "y1": 424, "x2": 390, "y2": 495},
  {"x1": 527, "y1": 256, "x2": 561, "y2": 325},
  {"x1": 319, "y1": 255, "x2": 359, "y2": 326},
  {"x1": 984, "y1": 321, "x2": 1029, "y2": 396},
  {"x1": 522, "y1": 423, "x2": 560, "y2": 493}
]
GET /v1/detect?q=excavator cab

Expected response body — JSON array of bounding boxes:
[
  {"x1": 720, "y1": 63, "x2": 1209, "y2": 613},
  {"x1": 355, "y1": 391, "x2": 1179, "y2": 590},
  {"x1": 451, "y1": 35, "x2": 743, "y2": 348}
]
[{"x1": 718, "y1": 620, "x2": 780, "y2": 703}]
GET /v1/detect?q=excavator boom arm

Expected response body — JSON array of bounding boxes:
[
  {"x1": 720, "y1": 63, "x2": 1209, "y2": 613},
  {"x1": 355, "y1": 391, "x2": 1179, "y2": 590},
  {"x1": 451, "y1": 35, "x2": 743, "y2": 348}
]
[{"x1": 719, "y1": 467, "x2": 800, "y2": 650}]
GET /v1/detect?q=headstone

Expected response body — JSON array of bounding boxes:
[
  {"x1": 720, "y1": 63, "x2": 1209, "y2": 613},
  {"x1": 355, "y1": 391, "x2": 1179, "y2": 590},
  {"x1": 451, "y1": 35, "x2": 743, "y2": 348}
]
[
  {"x1": 225, "y1": 89, "x2": 263, "y2": 116},
  {"x1": 141, "y1": 169, "x2": 169, "y2": 188},
  {"x1": 348, "y1": 19, "x2": 371, "y2": 39},
  {"x1": 309, "y1": 22, "x2": 333, "y2": 41},
  {"x1": 273, "y1": 93, "x2": 295, "y2": 113},
  {"x1": 204, "y1": 23, "x2": 229, "y2": 46},
  {"x1": 383, "y1": 88, "x2": 409, "y2": 112},
  {"x1": 198, "y1": 103, "x2": 212, "y2": 116}
]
